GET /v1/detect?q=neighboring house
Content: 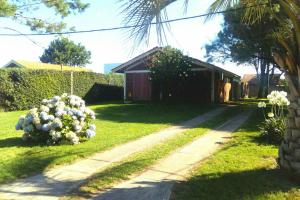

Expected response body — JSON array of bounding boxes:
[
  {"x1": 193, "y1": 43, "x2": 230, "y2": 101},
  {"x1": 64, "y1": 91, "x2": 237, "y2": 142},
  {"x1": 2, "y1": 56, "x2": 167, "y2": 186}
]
[
  {"x1": 241, "y1": 74, "x2": 284, "y2": 98},
  {"x1": 104, "y1": 63, "x2": 122, "y2": 74},
  {"x1": 3, "y1": 60, "x2": 91, "y2": 72},
  {"x1": 112, "y1": 47, "x2": 241, "y2": 103}
]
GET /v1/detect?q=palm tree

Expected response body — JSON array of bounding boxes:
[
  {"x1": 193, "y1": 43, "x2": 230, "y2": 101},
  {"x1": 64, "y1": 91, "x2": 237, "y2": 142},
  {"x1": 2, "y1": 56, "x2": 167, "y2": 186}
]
[{"x1": 120, "y1": 0, "x2": 300, "y2": 176}]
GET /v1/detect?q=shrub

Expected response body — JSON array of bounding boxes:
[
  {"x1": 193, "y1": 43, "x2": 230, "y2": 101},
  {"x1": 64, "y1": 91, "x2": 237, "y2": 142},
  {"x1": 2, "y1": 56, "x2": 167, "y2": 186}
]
[
  {"x1": 259, "y1": 117, "x2": 286, "y2": 144},
  {"x1": 16, "y1": 94, "x2": 96, "y2": 145},
  {"x1": 257, "y1": 91, "x2": 289, "y2": 144},
  {"x1": 0, "y1": 69, "x2": 123, "y2": 111}
]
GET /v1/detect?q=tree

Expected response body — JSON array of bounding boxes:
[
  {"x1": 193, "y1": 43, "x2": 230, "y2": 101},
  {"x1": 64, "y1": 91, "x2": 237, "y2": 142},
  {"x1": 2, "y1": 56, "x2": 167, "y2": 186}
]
[
  {"x1": 147, "y1": 46, "x2": 193, "y2": 100},
  {"x1": 0, "y1": 0, "x2": 88, "y2": 32},
  {"x1": 120, "y1": 0, "x2": 300, "y2": 176},
  {"x1": 205, "y1": 9, "x2": 281, "y2": 98},
  {"x1": 40, "y1": 38, "x2": 91, "y2": 67}
]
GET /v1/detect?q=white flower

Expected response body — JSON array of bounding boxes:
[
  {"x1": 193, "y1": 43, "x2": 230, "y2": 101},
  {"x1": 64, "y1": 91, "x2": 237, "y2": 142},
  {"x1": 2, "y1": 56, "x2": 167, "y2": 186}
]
[
  {"x1": 86, "y1": 129, "x2": 96, "y2": 138},
  {"x1": 50, "y1": 130, "x2": 61, "y2": 141},
  {"x1": 47, "y1": 115, "x2": 55, "y2": 121},
  {"x1": 66, "y1": 131, "x2": 79, "y2": 144},
  {"x1": 280, "y1": 91, "x2": 287, "y2": 97},
  {"x1": 52, "y1": 96, "x2": 61, "y2": 102},
  {"x1": 51, "y1": 118, "x2": 63, "y2": 129},
  {"x1": 17, "y1": 93, "x2": 96, "y2": 145},
  {"x1": 268, "y1": 112, "x2": 274, "y2": 118},
  {"x1": 89, "y1": 124, "x2": 96, "y2": 131},
  {"x1": 55, "y1": 110, "x2": 66, "y2": 117},
  {"x1": 73, "y1": 125, "x2": 82, "y2": 132},
  {"x1": 40, "y1": 105, "x2": 50, "y2": 113},
  {"x1": 42, "y1": 124, "x2": 51, "y2": 132},
  {"x1": 32, "y1": 117, "x2": 40, "y2": 125},
  {"x1": 42, "y1": 99, "x2": 49, "y2": 104},
  {"x1": 36, "y1": 124, "x2": 42, "y2": 130},
  {"x1": 258, "y1": 102, "x2": 267, "y2": 108}
]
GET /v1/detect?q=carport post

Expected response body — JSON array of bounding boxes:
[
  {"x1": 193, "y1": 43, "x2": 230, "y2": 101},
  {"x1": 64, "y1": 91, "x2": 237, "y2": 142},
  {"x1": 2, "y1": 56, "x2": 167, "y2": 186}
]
[
  {"x1": 211, "y1": 70, "x2": 215, "y2": 103},
  {"x1": 123, "y1": 72, "x2": 126, "y2": 101}
]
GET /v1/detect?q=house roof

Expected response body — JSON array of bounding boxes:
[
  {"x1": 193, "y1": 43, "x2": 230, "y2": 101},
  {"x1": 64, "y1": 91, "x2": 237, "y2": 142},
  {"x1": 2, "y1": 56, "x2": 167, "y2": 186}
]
[
  {"x1": 3, "y1": 60, "x2": 91, "y2": 72},
  {"x1": 112, "y1": 47, "x2": 240, "y2": 79},
  {"x1": 242, "y1": 74, "x2": 282, "y2": 85}
]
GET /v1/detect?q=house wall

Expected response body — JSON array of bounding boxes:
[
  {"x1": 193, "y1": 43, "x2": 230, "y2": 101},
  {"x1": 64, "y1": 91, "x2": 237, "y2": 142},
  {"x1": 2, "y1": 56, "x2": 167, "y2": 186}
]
[
  {"x1": 123, "y1": 63, "x2": 240, "y2": 103},
  {"x1": 126, "y1": 72, "x2": 152, "y2": 101}
]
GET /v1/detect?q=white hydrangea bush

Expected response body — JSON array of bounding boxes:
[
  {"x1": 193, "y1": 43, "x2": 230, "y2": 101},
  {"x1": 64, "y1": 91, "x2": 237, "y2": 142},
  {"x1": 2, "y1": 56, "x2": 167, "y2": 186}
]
[{"x1": 15, "y1": 93, "x2": 96, "y2": 145}]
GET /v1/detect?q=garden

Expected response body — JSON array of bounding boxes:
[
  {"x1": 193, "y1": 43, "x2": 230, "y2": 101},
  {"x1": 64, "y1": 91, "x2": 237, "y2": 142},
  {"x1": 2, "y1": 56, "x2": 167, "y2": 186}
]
[{"x1": 0, "y1": 101, "x2": 214, "y2": 184}]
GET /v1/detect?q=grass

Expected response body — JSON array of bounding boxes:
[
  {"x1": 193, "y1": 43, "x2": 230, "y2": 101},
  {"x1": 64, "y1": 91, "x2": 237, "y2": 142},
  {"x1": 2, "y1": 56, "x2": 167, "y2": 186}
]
[
  {"x1": 171, "y1": 110, "x2": 300, "y2": 200},
  {"x1": 62, "y1": 106, "x2": 244, "y2": 199},
  {"x1": 0, "y1": 102, "x2": 214, "y2": 184}
]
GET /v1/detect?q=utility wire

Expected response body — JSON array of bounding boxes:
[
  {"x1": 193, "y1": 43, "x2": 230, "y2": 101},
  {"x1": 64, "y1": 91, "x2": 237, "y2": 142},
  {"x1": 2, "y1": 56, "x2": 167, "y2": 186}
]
[{"x1": 0, "y1": 5, "x2": 262, "y2": 37}]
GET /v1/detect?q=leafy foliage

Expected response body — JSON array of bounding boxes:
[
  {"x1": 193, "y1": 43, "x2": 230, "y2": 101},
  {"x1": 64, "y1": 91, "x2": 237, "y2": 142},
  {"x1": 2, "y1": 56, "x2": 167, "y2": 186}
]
[
  {"x1": 40, "y1": 38, "x2": 91, "y2": 67},
  {"x1": 148, "y1": 46, "x2": 193, "y2": 84},
  {"x1": 258, "y1": 91, "x2": 289, "y2": 144},
  {"x1": 205, "y1": 9, "x2": 279, "y2": 65},
  {"x1": 259, "y1": 117, "x2": 286, "y2": 144},
  {"x1": 0, "y1": 69, "x2": 123, "y2": 111},
  {"x1": 147, "y1": 46, "x2": 193, "y2": 100},
  {"x1": 0, "y1": 0, "x2": 89, "y2": 32}
]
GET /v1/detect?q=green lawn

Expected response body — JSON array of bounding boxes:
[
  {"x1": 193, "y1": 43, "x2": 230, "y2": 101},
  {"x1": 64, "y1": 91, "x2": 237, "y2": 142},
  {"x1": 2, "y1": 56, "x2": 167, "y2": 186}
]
[
  {"x1": 0, "y1": 102, "x2": 214, "y2": 184},
  {"x1": 63, "y1": 105, "x2": 243, "y2": 199},
  {"x1": 171, "y1": 111, "x2": 300, "y2": 200}
]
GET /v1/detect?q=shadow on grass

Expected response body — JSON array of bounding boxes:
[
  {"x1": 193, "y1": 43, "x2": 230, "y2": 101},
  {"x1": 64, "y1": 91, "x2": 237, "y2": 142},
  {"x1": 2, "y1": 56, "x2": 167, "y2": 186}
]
[
  {"x1": 171, "y1": 168, "x2": 300, "y2": 200},
  {"x1": 93, "y1": 103, "x2": 215, "y2": 125},
  {"x1": 249, "y1": 134, "x2": 281, "y2": 146},
  {"x1": 0, "y1": 137, "x2": 48, "y2": 148},
  {"x1": 0, "y1": 147, "x2": 87, "y2": 184}
]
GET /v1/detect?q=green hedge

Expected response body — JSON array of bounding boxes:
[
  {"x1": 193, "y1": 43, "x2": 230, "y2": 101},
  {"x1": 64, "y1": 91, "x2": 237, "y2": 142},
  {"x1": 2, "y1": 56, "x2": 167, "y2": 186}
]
[{"x1": 0, "y1": 69, "x2": 123, "y2": 111}]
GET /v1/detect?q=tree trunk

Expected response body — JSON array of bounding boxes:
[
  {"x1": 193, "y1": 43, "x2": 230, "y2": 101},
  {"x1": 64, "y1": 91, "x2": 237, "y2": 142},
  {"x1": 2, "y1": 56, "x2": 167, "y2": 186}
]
[
  {"x1": 278, "y1": 73, "x2": 300, "y2": 177},
  {"x1": 258, "y1": 60, "x2": 267, "y2": 98}
]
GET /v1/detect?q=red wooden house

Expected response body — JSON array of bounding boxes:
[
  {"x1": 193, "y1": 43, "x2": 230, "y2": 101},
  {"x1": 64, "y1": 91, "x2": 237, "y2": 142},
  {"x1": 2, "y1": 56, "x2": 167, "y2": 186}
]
[{"x1": 112, "y1": 47, "x2": 241, "y2": 103}]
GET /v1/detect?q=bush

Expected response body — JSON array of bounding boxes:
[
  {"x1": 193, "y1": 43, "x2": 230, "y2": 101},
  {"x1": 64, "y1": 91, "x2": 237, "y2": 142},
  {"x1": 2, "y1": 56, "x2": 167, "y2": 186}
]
[
  {"x1": 0, "y1": 69, "x2": 123, "y2": 111},
  {"x1": 16, "y1": 94, "x2": 96, "y2": 145},
  {"x1": 257, "y1": 91, "x2": 289, "y2": 144},
  {"x1": 259, "y1": 117, "x2": 286, "y2": 144}
]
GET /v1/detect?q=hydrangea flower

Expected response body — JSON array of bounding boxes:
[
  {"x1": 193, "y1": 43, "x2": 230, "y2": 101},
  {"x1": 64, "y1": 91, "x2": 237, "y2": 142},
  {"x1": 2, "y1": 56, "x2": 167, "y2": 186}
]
[
  {"x1": 16, "y1": 94, "x2": 96, "y2": 145},
  {"x1": 86, "y1": 129, "x2": 96, "y2": 138}
]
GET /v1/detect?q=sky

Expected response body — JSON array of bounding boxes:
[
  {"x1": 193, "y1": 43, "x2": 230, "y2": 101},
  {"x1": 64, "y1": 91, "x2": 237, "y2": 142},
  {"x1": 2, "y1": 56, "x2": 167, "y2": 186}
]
[{"x1": 0, "y1": 0, "x2": 256, "y2": 76}]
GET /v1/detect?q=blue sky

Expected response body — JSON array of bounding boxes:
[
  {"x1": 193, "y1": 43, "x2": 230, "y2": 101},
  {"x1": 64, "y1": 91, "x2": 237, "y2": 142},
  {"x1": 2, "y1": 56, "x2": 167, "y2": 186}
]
[{"x1": 0, "y1": 0, "x2": 255, "y2": 75}]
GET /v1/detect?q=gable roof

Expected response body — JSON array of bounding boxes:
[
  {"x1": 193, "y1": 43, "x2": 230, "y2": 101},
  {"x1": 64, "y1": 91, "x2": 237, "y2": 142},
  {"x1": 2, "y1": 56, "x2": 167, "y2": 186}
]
[
  {"x1": 112, "y1": 47, "x2": 240, "y2": 79},
  {"x1": 3, "y1": 60, "x2": 91, "y2": 72},
  {"x1": 242, "y1": 74, "x2": 282, "y2": 85}
]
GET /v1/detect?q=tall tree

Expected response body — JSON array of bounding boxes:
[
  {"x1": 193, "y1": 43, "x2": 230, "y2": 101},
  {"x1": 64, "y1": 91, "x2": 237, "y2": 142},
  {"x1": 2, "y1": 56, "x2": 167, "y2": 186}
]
[
  {"x1": 205, "y1": 9, "x2": 280, "y2": 98},
  {"x1": 120, "y1": 0, "x2": 300, "y2": 176},
  {"x1": 0, "y1": 0, "x2": 89, "y2": 32},
  {"x1": 40, "y1": 38, "x2": 91, "y2": 67}
]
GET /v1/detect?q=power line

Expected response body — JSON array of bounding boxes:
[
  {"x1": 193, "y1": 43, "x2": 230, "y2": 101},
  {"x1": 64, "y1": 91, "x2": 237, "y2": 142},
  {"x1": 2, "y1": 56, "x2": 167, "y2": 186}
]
[{"x1": 0, "y1": 5, "x2": 262, "y2": 37}]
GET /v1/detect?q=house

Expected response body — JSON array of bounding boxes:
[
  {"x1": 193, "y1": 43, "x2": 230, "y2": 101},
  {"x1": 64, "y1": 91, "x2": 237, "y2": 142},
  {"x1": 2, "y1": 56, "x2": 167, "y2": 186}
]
[
  {"x1": 3, "y1": 60, "x2": 91, "y2": 72},
  {"x1": 241, "y1": 74, "x2": 285, "y2": 98},
  {"x1": 112, "y1": 47, "x2": 241, "y2": 103}
]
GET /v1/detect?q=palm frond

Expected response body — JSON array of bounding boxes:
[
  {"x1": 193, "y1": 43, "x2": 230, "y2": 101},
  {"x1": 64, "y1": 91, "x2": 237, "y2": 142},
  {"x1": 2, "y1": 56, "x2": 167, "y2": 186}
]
[
  {"x1": 205, "y1": 0, "x2": 239, "y2": 21},
  {"x1": 119, "y1": 0, "x2": 177, "y2": 45}
]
